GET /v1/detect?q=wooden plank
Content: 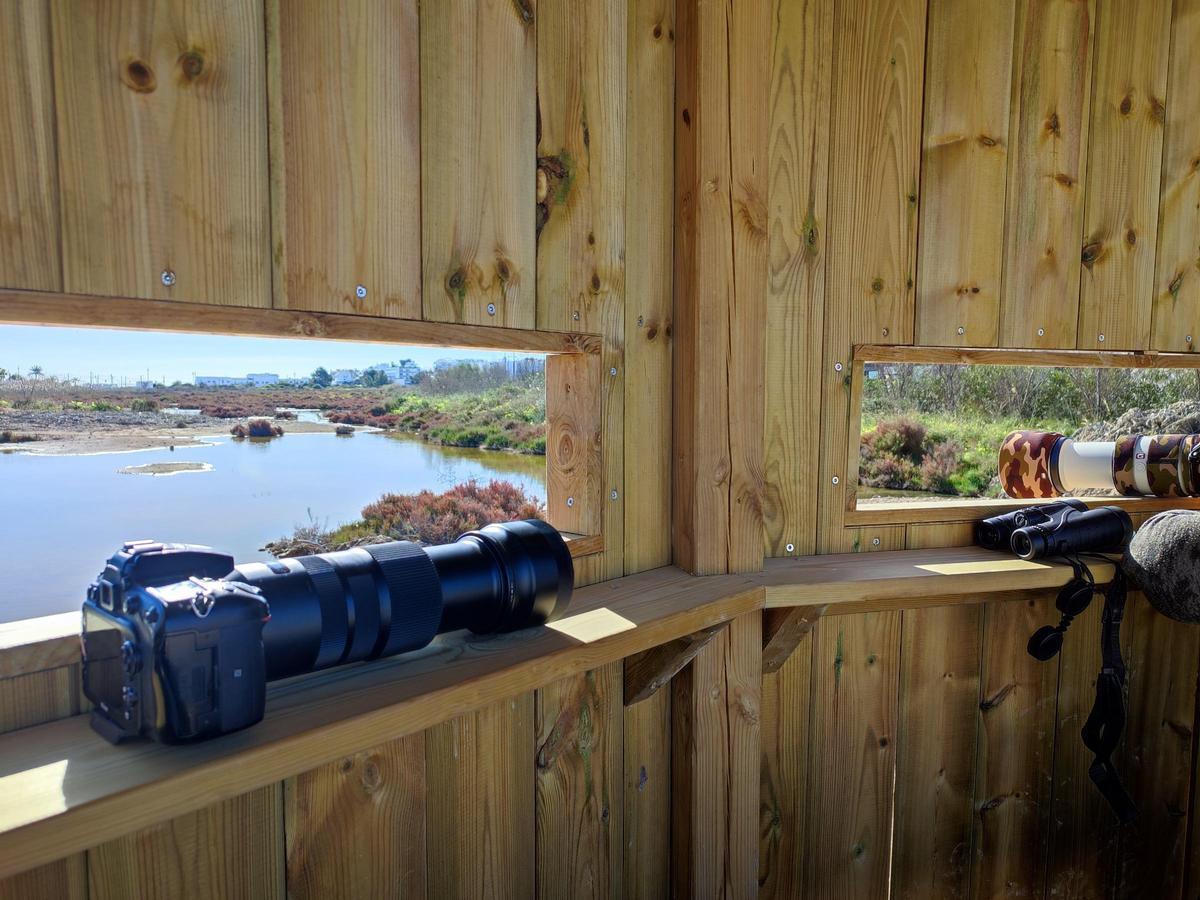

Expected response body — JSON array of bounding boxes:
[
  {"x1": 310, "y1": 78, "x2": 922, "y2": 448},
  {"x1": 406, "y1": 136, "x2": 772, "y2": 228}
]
[
  {"x1": 622, "y1": 622, "x2": 727, "y2": 705},
  {"x1": 1151, "y1": 0, "x2": 1200, "y2": 351},
  {"x1": 622, "y1": 684, "x2": 670, "y2": 898},
  {"x1": 86, "y1": 786, "x2": 283, "y2": 900},
  {"x1": 972, "y1": 594, "x2": 1059, "y2": 898},
  {"x1": 284, "y1": 734, "x2": 426, "y2": 899},
  {"x1": 1076, "y1": 0, "x2": 1172, "y2": 350},
  {"x1": 670, "y1": 611, "x2": 760, "y2": 897},
  {"x1": 817, "y1": 0, "x2": 926, "y2": 550},
  {"x1": 856, "y1": 342, "x2": 1200, "y2": 368},
  {"x1": 761, "y1": 605, "x2": 825, "y2": 676},
  {"x1": 759, "y1": 611, "x2": 814, "y2": 898},
  {"x1": 1000, "y1": 0, "x2": 1096, "y2": 349},
  {"x1": 0, "y1": 289, "x2": 597, "y2": 354},
  {"x1": 425, "y1": 694, "x2": 536, "y2": 899},
  {"x1": 672, "y1": 0, "x2": 768, "y2": 575},
  {"x1": 891, "y1": 603, "x2": 981, "y2": 899},
  {"x1": 0, "y1": 0, "x2": 61, "y2": 291},
  {"x1": 0, "y1": 566, "x2": 765, "y2": 880},
  {"x1": 0, "y1": 613, "x2": 79, "y2": 679},
  {"x1": 420, "y1": 0, "x2": 536, "y2": 328},
  {"x1": 1044, "y1": 597, "x2": 1119, "y2": 898},
  {"x1": 267, "y1": 0, "x2": 420, "y2": 317},
  {"x1": 851, "y1": 494, "x2": 1200, "y2": 529},
  {"x1": 51, "y1": 0, "x2": 270, "y2": 305},
  {"x1": 763, "y1": 0, "x2": 832, "y2": 559},
  {"x1": 623, "y1": 0, "x2": 674, "y2": 576},
  {"x1": 915, "y1": 0, "x2": 1015, "y2": 347},
  {"x1": 545, "y1": 353, "x2": 604, "y2": 537},
  {"x1": 803, "y1": 610, "x2": 902, "y2": 898},
  {"x1": 1112, "y1": 595, "x2": 1199, "y2": 899},
  {"x1": 535, "y1": 664, "x2": 622, "y2": 899}
]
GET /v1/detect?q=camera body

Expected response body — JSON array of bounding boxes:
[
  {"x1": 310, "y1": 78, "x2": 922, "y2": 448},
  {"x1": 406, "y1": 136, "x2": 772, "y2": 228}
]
[{"x1": 82, "y1": 540, "x2": 270, "y2": 744}]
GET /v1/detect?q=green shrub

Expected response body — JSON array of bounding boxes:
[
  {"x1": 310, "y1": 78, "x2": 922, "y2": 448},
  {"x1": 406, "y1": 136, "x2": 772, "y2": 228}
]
[{"x1": 130, "y1": 398, "x2": 160, "y2": 412}]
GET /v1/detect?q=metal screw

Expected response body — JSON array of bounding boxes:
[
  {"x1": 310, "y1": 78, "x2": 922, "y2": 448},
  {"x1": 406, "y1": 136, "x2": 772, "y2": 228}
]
[
  {"x1": 882, "y1": 328, "x2": 890, "y2": 338},
  {"x1": 610, "y1": 366, "x2": 618, "y2": 376},
  {"x1": 834, "y1": 362, "x2": 844, "y2": 372},
  {"x1": 785, "y1": 543, "x2": 795, "y2": 553},
  {"x1": 1037, "y1": 328, "x2": 1045, "y2": 337},
  {"x1": 872, "y1": 537, "x2": 881, "y2": 546},
  {"x1": 831, "y1": 475, "x2": 840, "y2": 485},
  {"x1": 1188, "y1": 335, "x2": 1194, "y2": 344},
  {"x1": 610, "y1": 489, "x2": 619, "y2": 500},
  {"x1": 637, "y1": 316, "x2": 645, "y2": 327},
  {"x1": 956, "y1": 326, "x2": 965, "y2": 336},
  {"x1": 573, "y1": 311, "x2": 581, "y2": 321},
  {"x1": 1098, "y1": 333, "x2": 1105, "y2": 342},
  {"x1": 487, "y1": 303, "x2": 496, "y2": 316},
  {"x1": 566, "y1": 496, "x2": 574, "y2": 507},
  {"x1": 355, "y1": 284, "x2": 367, "y2": 299},
  {"x1": 160, "y1": 270, "x2": 176, "y2": 287}
]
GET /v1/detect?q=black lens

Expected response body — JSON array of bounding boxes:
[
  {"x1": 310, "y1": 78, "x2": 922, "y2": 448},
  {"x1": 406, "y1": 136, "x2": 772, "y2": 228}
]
[
  {"x1": 1011, "y1": 528, "x2": 1040, "y2": 560},
  {"x1": 229, "y1": 519, "x2": 573, "y2": 681}
]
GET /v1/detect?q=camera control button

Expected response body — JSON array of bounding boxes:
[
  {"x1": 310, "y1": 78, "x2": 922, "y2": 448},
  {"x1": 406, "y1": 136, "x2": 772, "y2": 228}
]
[{"x1": 121, "y1": 640, "x2": 142, "y2": 675}]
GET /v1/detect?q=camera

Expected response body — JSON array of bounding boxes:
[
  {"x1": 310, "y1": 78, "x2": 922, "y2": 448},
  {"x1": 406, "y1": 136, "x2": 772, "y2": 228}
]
[
  {"x1": 82, "y1": 520, "x2": 573, "y2": 744},
  {"x1": 976, "y1": 498, "x2": 1087, "y2": 550}
]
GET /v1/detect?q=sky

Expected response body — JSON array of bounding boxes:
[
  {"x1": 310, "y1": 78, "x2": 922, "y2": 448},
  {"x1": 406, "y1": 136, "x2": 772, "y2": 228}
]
[{"x1": 0, "y1": 325, "x2": 538, "y2": 385}]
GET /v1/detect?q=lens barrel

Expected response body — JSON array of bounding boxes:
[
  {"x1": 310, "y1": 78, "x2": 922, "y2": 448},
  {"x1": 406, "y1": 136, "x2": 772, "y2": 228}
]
[{"x1": 229, "y1": 519, "x2": 573, "y2": 681}]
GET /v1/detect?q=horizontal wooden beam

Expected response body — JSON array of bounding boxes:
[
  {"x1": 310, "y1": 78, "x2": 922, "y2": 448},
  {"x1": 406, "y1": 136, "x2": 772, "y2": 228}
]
[
  {"x1": 856, "y1": 343, "x2": 1200, "y2": 369},
  {"x1": 846, "y1": 494, "x2": 1200, "y2": 527},
  {"x1": 761, "y1": 605, "x2": 826, "y2": 675},
  {"x1": 0, "y1": 289, "x2": 600, "y2": 354},
  {"x1": 623, "y1": 622, "x2": 729, "y2": 705}
]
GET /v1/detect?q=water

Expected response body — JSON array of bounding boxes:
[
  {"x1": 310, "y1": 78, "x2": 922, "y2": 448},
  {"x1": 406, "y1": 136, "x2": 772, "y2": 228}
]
[{"x1": 0, "y1": 432, "x2": 544, "y2": 623}]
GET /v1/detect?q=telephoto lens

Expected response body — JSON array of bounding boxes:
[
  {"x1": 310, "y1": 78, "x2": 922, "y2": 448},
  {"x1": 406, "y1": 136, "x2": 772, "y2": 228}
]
[
  {"x1": 1009, "y1": 506, "x2": 1132, "y2": 561},
  {"x1": 229, "y1": 519, "x2": 574, "y2": 681}
]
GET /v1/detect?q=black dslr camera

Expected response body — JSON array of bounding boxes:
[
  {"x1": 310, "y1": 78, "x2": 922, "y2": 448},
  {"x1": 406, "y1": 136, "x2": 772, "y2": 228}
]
[{"x1": 82, "y1": 520, "x2": 574, "y2": 744}]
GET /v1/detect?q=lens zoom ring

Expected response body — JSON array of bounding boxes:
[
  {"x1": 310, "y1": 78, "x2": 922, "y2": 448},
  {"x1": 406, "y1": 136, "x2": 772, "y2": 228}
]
[
  {"x1": 298, "y1": 555, "x2": 349, "y2": 669},
  {"x1": 365, "y1": 542, "x2": 443, "y2": 656}
]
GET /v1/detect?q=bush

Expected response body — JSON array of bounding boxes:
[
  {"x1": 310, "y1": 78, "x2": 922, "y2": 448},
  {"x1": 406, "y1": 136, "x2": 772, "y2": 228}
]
[
  {"x1": 360, "y1": 479, "x2": 544, "y2": 545},
  {"x1": 919, "y1": 439, "x2": 962, "y2": 494},
  {"x1": 231, "y1": 418, "x2": 284, "y2": 439},
  {"x1": 130, "y1": 398, "x2": 160, "y2": 413},
  {"x1": 335, "y1": 425, "x2": 354, "y2": 436},
  {"x1": 274, "y1": 409, "x2": 297, "y2": 420},
  {"x1": 0, "y1": 430, "x2": 40, "y2": 444}
]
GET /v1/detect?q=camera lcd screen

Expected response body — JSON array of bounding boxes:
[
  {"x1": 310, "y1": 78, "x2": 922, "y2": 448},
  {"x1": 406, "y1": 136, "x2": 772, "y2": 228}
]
[{"x1": 82, "y1": 607, "x2": 130, "y2": 718}]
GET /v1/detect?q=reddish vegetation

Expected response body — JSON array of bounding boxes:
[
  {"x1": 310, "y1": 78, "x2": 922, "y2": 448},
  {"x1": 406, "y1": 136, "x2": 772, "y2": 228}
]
[
  {"x1": 360, "y1": 479, "x2": 544, "y2": 545},
  {"x1": 230, "y1": 418, "x2": 284, "y2": 439}
]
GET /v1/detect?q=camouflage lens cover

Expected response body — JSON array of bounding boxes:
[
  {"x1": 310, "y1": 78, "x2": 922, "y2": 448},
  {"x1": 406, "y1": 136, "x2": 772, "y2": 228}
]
[
  {"x1": 1112, "y1": 435, "x2": 1141, "y2": 497},
  {"x1": 999, "y1": 431, "x2": 1064, "y2": 499},
  {"x1": 1144, "y1": 435, "x2": 1186, "y2": 498}
]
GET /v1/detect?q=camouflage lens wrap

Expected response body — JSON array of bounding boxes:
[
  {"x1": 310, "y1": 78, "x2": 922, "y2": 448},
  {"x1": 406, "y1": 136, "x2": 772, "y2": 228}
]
[
  {"x1": 999, "y1": 430, "x2": 1064, "y2": 499},
  {"x1": 1112, "y1": 435, "x2": 1141, "y2": 497},
  {"x1": 1144, "y1": 435, "x2": 1186, "y2": 498}
]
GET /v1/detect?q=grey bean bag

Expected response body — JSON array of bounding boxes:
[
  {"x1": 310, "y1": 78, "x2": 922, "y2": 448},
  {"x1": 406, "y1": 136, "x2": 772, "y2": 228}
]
[{"x1": 1124, "y1": 510, "x2": 1200, "y2": 623}]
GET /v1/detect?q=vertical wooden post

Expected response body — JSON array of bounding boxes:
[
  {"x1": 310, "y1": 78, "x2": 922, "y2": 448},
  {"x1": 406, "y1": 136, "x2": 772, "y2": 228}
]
[{"x1": 672, "y1": 0, "x2": 769, "y2": 576}]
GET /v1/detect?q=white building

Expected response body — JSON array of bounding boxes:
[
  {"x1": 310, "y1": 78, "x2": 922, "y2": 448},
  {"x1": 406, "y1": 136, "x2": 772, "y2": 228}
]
[
  {"x1": 245, "y1": 373, "x2": 280, "y2": 387},
  {"x1": 331, "y1": 369, "x2": 359, "y2": 386},
  {"x1": 367, "y1": 360, "x2": 422, "y2": 384},
  {"x1": 195, "y1": 375, "x2": 247, "y2": 387}
]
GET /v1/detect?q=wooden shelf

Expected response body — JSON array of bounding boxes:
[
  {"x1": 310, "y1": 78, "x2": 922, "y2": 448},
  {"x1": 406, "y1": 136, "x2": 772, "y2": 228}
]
[{"x1": 0, "y1": 546, "x2": 1110, "y2": 878}]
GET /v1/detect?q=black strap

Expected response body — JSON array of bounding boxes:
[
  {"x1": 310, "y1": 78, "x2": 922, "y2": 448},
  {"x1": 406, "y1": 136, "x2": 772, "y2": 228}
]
[{"x1": 1079, "y1": 568, "x2": 1137, "y2": 823}]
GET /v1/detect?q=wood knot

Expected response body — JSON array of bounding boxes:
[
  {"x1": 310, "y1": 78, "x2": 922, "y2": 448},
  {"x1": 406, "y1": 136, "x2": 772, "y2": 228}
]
[
  {"x1": 1151, "y1": 96, "x2": 1166, "y2": 123},
  {"x1": 121, "y1": 57, "x2": 157, "y2": 93},
  {"x1": 338, "y1": 757, "x2": 353, "y2": 773},
  {"x1": 870, "y1": 277, "x2": 884, "y2": 293},
  {"x1": 645, "y1": 323, "x2": 658, "y2": 341},
  {"x1": 447, "y1": 267, "x2": 467, "y2": 295},
  {"x1": 496, "y1": 258, "x2": 512, "y2": 283},
  {"x1": 360, "y1": 761, "x2": 382, "y2": 792},
  {"x1": 590, "y1": 272, "x2": 601, "y2": 292},
  {"x1": 1045, "y1": 111, "x2": 1061, "y2": 136},
  {"x1": 293, "y1": 316, "x2": 324, "y2": 337},
  {"x1": 1081, "y1": 240, "x2": 1103, "y2": 269},
  {"x1": 1119, "y1": 94, "x2": 1133, "y2": 116},
  {"x1": 587, "y1": 231, "x2": 595, "y2": 245},
  {"x1": 177, "y1": 50, "x2": 205, "y2": 83},
  {"x1": 512, "y1": 0, "x2": 534, "y2": 25},
  {"x1": 1054, "y1": 173, "x2": 1075, "y2": 188},
  {"x1": 1125, "y1": 229, "x2": 1137, "y2": 247},
  {"x1": 976, "y1": 134, "x2": 998, "y2": 148},
  {"x1": 681, "y1": 108, "x2": 691, "y2": 127},
  {"x1": 652, "y1": 23, "x2": 663, "y2": 39}
]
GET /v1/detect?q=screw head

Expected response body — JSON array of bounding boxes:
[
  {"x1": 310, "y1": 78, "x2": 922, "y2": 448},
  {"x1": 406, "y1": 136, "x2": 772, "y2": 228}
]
[
  {"x1": 1188, "y1": 335, "x2": 1194, "y2": 344},
  {"x1": 785, "y1": 543, "x2": 795, "y2": 553},
  {"x1": 1098, "y1": 333, "x2": 1105, "y2": 342},
  {"x1": 872, "y1": 537, "x2": 881, "y2": 546},
  {"x1": 831, "y1": 475, "x2": 840, "y2": 485},
  {"x1": 355, "y1": 284, "x2": 367, "y2": 299},
  {"x1": 610, "y1": 489, "x2": 618, "y2": 500},
  {"x1": 637, "y1": 316, "x2": 645, "y2": 327},
  {"x1": 486, "y1": 303, "x2": 496, "y2": 316},
  {"x1": 1038, "y1": 328, "x2": 1045, "y2": 337},
  {"x1": 160, "y1": 270, "x2": 176, "y2": 287},
  {"x1": 882, "y1": 327, "x2": 889, "y2": 338},
  {"x1": 834, "y1": 362, "x2": 844, "y2": 372},
  {"x1": 566, "y1": 496, "x2": 574, "y2": 507},
  {"x1": 610, "y1": 366, "x2": 618, "y2": 376},
  {"x1": 572, "y1": 311, "x2": 581, "y2": 321},
  {"x1": 956, "y1": 326, "x2": 965, "y2": 336}
]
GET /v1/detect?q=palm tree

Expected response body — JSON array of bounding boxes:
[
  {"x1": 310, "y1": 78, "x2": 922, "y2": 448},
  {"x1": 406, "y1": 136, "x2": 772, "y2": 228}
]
[{"x1": 29, "y1": 366, "x2": 43, "y2": 380}]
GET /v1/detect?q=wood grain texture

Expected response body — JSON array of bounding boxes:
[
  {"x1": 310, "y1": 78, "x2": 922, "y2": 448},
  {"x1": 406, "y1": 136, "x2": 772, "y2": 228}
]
[
  {"x1": 803, "y1": 610, "x2": 901, "y2": 898},
  {"x1": 1076, "y1": 0, "x2": 1172, "y2": 350},
  {"x1": 623, "y1": 0, "x2": 674, "y2": 576},
  {"x1": 1151, "y1": 0, "x2": 1200, "y2": 351},
  {"x1": 51, "y1": 0, "x2": 270, "y2": 305},
  {"x1": 545, "y1": 352, "x2": 603, "y2": 537},
  {"x1": 284, "y1": 735, "x2": 426, "y2": 899},
  {"x1": 817, "y1": 0, "x2": 926, "y2": 551},
  {"x1": 420, "y1": 0, "x2": 536, "y2": 327},
  {"x1": 622, "y1": 622, "x2": 727, "y2": 705},
  {"x1": 1000, "y1": 0, "x2": 1096, "y2": 349},
  {"x1": 761, "y1": 604, "x2": 825, "y2": 675},
  {"x1": 972, "y1": 595, "x2": 1058, "y2": 898},
  {"x1": 1112, "y1": 596, "x2": 1199, "y2": 899},
  {"x1": 672, "y1": 0, "x2": 767, "y2": 575},
  {"x1": 671, "y1": 611, "x2": 760, "y2": 897},
  {"x1": 267, "y1": 0, "x2": 420, "y2": 317},
  {"x1": 535, "y1": 664, "x2": 622, "y2": 899},
  {"x1": 763, "y1": 0, "x2": 831, "y2": 559},
  {"x1": 759, "y1": 614, "x2": 813, "y2": 899},
  {"x1": 86, "y1": 786, "x2": 282, "y2": 900},
  {"x1": 622, "y1": 684, "x2": 670, "y2": 899},
  {"x1": 0, "y1": 0, "x2": 61, "y2": 291},
  {"x1": 426, "y1": 694, "x2": 536, "y2": 900},
  {"x1": 915, "y1": 0, "x2": 1015, "y2": 347}
]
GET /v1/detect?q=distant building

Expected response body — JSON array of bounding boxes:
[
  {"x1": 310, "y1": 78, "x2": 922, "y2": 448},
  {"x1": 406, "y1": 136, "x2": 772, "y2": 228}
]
[
  {"x1": 195, "y1": 375, "x2": 247, "y2": 387},
  {"x1": 367, "y1": 360, "x2": 421, "y2": 384},
  {"x1": 245, "y1": 373, "x2": 280, "y2": 387},
  {"x1": 135, "y1": 380, "x2": 156, "y2": 390},
  {"x1": 331, "y1": 369, "x2": 359, "y2": 386}
]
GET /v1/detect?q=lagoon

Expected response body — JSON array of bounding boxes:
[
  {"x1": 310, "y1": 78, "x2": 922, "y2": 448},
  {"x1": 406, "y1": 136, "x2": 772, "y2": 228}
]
[{"x1": 0, "y1": 431, "x2": 545, "y2": 623}]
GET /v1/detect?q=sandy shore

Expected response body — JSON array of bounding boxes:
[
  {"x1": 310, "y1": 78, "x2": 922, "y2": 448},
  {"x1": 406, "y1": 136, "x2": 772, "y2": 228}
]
[{"x1": 0, "y1": 410, "x2": 345, "y2": 456}]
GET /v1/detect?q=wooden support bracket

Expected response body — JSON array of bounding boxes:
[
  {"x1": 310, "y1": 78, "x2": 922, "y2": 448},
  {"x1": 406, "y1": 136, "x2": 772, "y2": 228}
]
[
  {"x1": 761, "y1": 605, "x2": 827, "y2": 675},
  {"x1": 623, "y1": 622, "x2": 730, "y2": 706}
]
